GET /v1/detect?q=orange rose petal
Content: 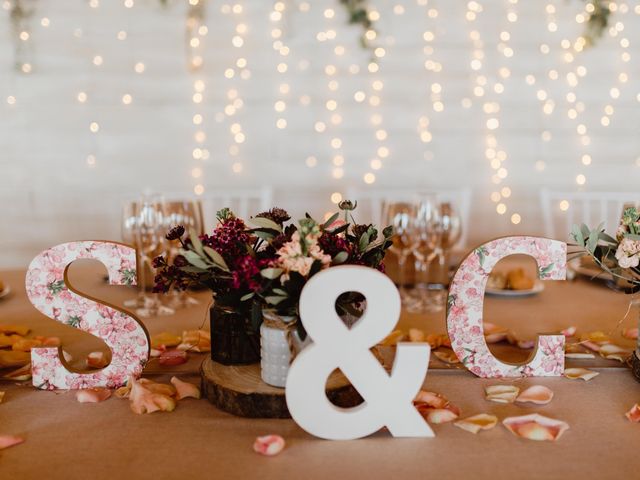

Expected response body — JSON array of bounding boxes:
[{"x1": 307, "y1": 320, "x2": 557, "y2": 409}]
[
  {"x1": 150, "y1": 332, "x2": 182, "y2": 349},
  {"x1": 0, "y1": 435, "x2": 24, "y2": 450},
  {"x1": 170, "y1": 376, "x2": 201, "y2": 400},
  {"x1": 138, "y1": 379, "x2": 177, "y2": 397},
  {"x1": 86, "y1": 351, "x2": 110, "y2": 369},
  {"x1": 564, "y1": 368, "x2": 599, "y2": 381},
  {"x1": 433, "y1": 349, "x2": 460, "y2": 364},
  {"x1": 427, "y1": 408, "x2": 459, "y2": 424},
  {"x1": 581, "y1": 331, "x2": 610, "y2": 345},
  {"x1": 3, "y1": 363, "x2": 32, "y2": 381},
  {"x1": 11, "y1": 338, "x2": 42, "y2": 352},
  {"x1": 425, "y1": 333, "x2": 443, "y2": 349},
  {"x1": 0, "y1": 325, "x2": 30, "y2": 336},
  {"x1": 503, "y1": 414, "x2": 569, "y2": 441},
  {"x1": 408, "y1": 328, "x2": 426, "y2": 343},
  {"x1": 253, "y1": 435, "x2": 285, "y2": 456},
  {"x1": 623, "y1": 328, "x2": 639, "y2": 340},
  {"x1": 158, "y1": 349, "x2": 188, "y2": 366},
  {"x1": 177, "y1": 329, "x2": 211, "y2": 352},
  {"x1": 129, "y1": 377, "x2": 176, "y2": 414},
  {"x1": 439, "y1": 335, "x2": 451, "y2": 348},
  {"x1": 0, "y1": 350, "x2": 31, "y2": 368},
  {"x1": 414, "y1": 390, "x2": 449, "y2": 409},
  {"x1": 485, "y1": 385, "x2": 519, "y2": 404},
  {"x1": 454, "y1": 414, "x2": 498, "y2": 434},
  {"x1": 379, "y1": 330, "x2": 405, "y2": 346},
  {"x1": 115, "y1": 385, "x2": 131, "y2": 399},
  {"x1": 76, "y1": 388, "x2": 112, "y2": 403},
  {"x1": 625, "y1": 404, "x2": 640, "y2": 422},
  {"x1": 515, "y1": 385, "x2": 554, "y2": 405}
]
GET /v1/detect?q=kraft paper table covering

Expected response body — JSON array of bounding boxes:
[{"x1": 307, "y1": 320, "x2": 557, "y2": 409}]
[{"x1": 1, "y1": 260, "x2": 639, "y2": 479}]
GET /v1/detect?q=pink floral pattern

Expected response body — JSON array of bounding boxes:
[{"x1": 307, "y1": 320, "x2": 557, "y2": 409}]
[
  {"x1": 446, "y1": 236, "x2": 566, "y2": 378},
  {"x1": 25, "y1": 241, "x2": 149, "y2": 390}
]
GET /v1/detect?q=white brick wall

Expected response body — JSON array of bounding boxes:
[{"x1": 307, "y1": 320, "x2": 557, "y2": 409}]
[{"x1": 1, "y1": 0, "x2": 639, "y2": 268}]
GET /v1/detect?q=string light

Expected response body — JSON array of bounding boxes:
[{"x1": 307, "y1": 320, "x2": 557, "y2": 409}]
[{"x1": 271, "y1": 1, "x2": 290, "y2": 130}]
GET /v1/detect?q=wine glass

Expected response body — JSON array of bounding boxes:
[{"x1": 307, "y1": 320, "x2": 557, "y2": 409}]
[
  {"x1": 164, "y1": 199, "x2": 203, "y2": 308},
  {"x1": 438, "y1": 202, "x2": 462, "y2": 275},
  {"x1": 383, "y1": 201, "x2": 416, "y2": 303},
  {"x1": 408, "y1": 193, "x2": 443, "y2": 313}
]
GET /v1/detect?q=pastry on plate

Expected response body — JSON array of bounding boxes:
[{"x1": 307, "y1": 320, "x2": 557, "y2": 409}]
[{"x1": 506, "y1": 268, "x2": 534, "y2": 290}]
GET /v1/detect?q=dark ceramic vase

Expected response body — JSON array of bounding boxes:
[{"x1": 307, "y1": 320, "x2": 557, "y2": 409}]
[{"x1": 210, "y1": 304, "x2": 260, "y2": 365}]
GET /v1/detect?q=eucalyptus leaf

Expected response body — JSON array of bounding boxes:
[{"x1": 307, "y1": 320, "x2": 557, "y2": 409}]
[
  {"x1": 598, "y1": 231, "x2": 617, "y2": 244},
  {"x1": 249, "y1": 217, "x2": 282, "y2": 232},
  {"x1": 203, "y1": 246, "x2": 230, "y2": 272},
  {"x1": 189, "y1": 228, "x2": 205, "y2": 257},
  {"x1": 253, "y1": 230, "x2": 275, "y2": 241},
  {"x1": 332, "y1": 251, "x2": 349, "y2": 264},
  {"x1": 265, "y1": 295, "x2": 287, "y2": 305},
  {"x1": 261, "y1": 267, "x2": 283, "y2": 279},
  {"x1": 358, "y1": 232, "x2": 370, "y2": 252},
  {"x1": 181, "y1": 250, "x2": 209, "y2": 270},
  {"x1": 571, "y1": 224, "x2": 584, "y2": 246},
  {"x1": 586, "y1": 229, "x2": 599, "y2": 254},
  {"x1": 322, "y1": 211, "x2": 340, "y2": 228},
  {"x1": 272, "y1": 288, "x2": 288, "y2": 296},
  {"x1": 240, "y1": 292, "x2": 255, "y2": 301}
]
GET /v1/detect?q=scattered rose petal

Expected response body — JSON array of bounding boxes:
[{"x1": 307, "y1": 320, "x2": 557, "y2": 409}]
[
  {"x1": 599, "y1": 344, "x2": 632, "y2": 363},
  {"x1": 150, "y1": 346, "x2": 166, "y2": 358},
  {"x1": 485, "y1": 385, "x2": 520, "y2": 404},
  {"x1": 0, "y1": 325, "x2": 30, "y2": 336},
  {"x1": 564, "y1": 368, "x2": 599, "y2": 381},
  {"x1": 0, "y1": 435, "x2": 24, "y2": 450},
  {"x1": 138, "y1": 379, "x2": 176, "y2": 397},
  {"x1": 503, "y1": 414, "x2": 569, "y2": 441},
  {"x1": 150, "y1": 332, "x2": 182, "y2": 349},
  {"x1": 581, "y1": 331, "x2": 610, "y2": 345},
  {"x1": 62, "y1": 350, "x2": 73, "y2": 363},
  {"x1": 379, "y1": 330, "x2": 404, "y2": 346},
  {"x1": 76, "y1": 388, "x2": 112, "y2": 403},
  {"x1": 414, "y1": 390, "x2": 449, "y2": 409},
  {"x1": 564, "y1": 352, "x2": 595, "y2": 359},
  {"x1": 2, "y1": 363, "x2": 31, "y2": 381},
  {"x1": 560, "y1": 326, "x2": 577, "y2": 337},
  {"x1": 33, "y1": 336, "x2": 61, "y2": 347},
  {"x1": 86, "y1": 351, "x2": 109, "y2": 369},
  {"x1": 581, "y1": 341, "x2": 601, "y2": 352},
  {"x1": 426, "y1": 408, "x2": 459, "y2": 424},
  {"x1": 564, "y1": 343, "x2": 595, "y2": 359},
  {"x1": 129, "y1": 377, "x2": 176, "y2": 414},
  {"x1": 253, "y1": 435, "x2": 285, "y2": 456},
  {"x1": 484, "y1": 323, "x2": 508, "y2": 344},
  {"x1": 408, "y1": 328, "x2": 425, "y2": 343},
  {"x1": 625, "y1": 404, "x2": 640, "y2": 422},
  {"x1": 11, "y1": 338, "x2": 42, "y2": 352},
  {"x1": 425, "y1": 334, "x2": 443, "y2": 349},
  {"x1": 170, "y1": 376, "x2": 201, "y2": 400},
  {"x1": 177, "y1": 329, "x2": 211, "y2": 353},
  {"x1": 439, "y1": 335, "x2": 451, "y2": 348},
  {"x1": 115, "y1": 385, "x2": 131, "y2": 399},
  {"x1": 454, "y1": 414, "x2": 498, "y2": 434},
  {"x1": 158, "y1": 349, "x2": 188, "y2": 366},
  {"x1": 516, "y1": 385, "x2": 554, "y2": 405},
  {"x1": 434, "y1": 349, "x2": 460, "y2": 364},
  {"x1": 0, "y1": 350, "x2": 31, "y2": 368},
  {"x1": 623, "y1": 328, "x2": 639, "y2": 340}
]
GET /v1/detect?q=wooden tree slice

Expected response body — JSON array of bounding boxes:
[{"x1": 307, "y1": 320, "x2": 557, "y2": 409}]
[{"x1": 200, "y1": 358, "x2": 362, "y2": 418}]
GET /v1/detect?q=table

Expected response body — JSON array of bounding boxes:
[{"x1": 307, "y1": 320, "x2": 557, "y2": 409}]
[{"x1": 1, "y1": 259, "x2": 640, "y2": 480}]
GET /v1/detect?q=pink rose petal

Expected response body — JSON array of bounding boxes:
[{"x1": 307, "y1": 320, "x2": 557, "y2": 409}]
[
  {"x1": 76, "y1": 388, "x2": 112, "y2": 403},
  {"x1": 0, "y1": 435, "x2": 24, "y2": 450},
  {"x1": 515, "y1": 385, "x2": 554, "y2": 405},
  {"x1": 564, "y1": 368, "x2": 599, "y2": 381},
  {"x1": 253, "y1": 435, "x2": 285, "y2": 456},
  {"x1": 414, "y1": 390, "x2": 449, "y2": 409},
  {"x1": 503, "y1": 414, "x2": 569, "y2": 441},
  {"x1": 86, "y1": 351, "x2": 109, "y2": 369},
  {"x1": 454, "y1": 414, "x2": 498, "y2": 434},
  {"x1": 426, "y1": 408, "x2": 459, "y2": 424},
  {"x1": 158, "y1": 349, "x2": 188, "y2": 366},
  {"x1": 599, "y1": 344, "x2": 632, "y2": 363},
  {"x1": 560, "y1": 326, "x2": 577, "y2": 337},
  {"x1": 170, "y1": 376, "x2": 201, "y2": 400},
  {"x1": 623, "y1": 328, "x2": 639, "y2": 340},
  {"x1": 625, "y1": 404, "x2": 640, "y2": 422},
  {"x1": 433, "y1": 349, "x2": 460, "y2": 364},
  {"x1": 129, "y1": 377, "x2": 176, "y2": 414},
  {"x1": 485, "y1": 385, "x2": 519, "y2": 404}
]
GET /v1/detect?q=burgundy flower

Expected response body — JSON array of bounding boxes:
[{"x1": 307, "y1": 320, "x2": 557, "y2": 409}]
[
  {"x1": 166, "y1": 225, "x2": 185, "y2": 241},
  {"x1": 255, "y1": 207, "x2": 291, "y2": 226},
  {"x1": 318, "y1": 231, "x2": 350, "y2": 258}
]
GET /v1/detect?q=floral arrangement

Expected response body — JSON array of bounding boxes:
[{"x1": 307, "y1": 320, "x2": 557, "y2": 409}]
[
  {"x1": 153, "y1": 201, "x2": 393, "y2": 337},
  {"x1": 571, "y1": 206, "x2": 640, "y2": 291}
]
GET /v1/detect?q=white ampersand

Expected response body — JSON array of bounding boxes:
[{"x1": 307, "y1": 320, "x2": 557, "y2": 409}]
[{"x1": 285, "y1": 265, "x2": 434, "y2": 440}]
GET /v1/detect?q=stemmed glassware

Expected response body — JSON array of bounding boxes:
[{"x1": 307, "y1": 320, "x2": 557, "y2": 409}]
[
  {"x1": 122, "y1": 194, "x2": 175, "y2": 318},
  {"x1": 438, "y1": 201, "x2": 463, "y2": 281},
  {"x1": 163, "y1": 200, "x2": 204, "y2": 308},
  {"x1": 383, "y1": 201, "x2": 416, "y2": 303},
  {"x1": 408, "y1": 193, "x2": 443, "y2": 313}
]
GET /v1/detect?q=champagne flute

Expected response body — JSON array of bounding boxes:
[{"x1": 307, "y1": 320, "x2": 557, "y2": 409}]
[
  {"x1": 409, "y1": 193, "x2": 442, "y2": 313},
  {"x1": 135, "y1": 194, "x2": 175, "y2": 318},
  {"x1": 383, "y1": 201, "x2": 416, "y2": 303},
  {"x1": 164, "y1": 200, "x2": 203, "y2": 308}
]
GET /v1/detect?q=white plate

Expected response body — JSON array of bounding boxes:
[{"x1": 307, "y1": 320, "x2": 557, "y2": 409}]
[
  {"x1": 0, "y1": 284, "x2": 11, "y2": 300},
  {"x1": 486, "y1": 281, "x2": 544, "y2": 297}
]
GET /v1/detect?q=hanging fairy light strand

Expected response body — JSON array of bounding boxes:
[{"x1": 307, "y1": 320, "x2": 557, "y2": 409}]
[
  {"x1": 271, "y1": 1, "x2": 289, "y2": 131},
  {"x1": 187, "y1": 0, "x2": 208, "y2": 196}
]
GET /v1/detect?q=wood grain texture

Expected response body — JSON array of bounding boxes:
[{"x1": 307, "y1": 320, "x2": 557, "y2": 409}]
[{"x1": 200, "y1": 358, "x2": 362, "y2": 418}]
